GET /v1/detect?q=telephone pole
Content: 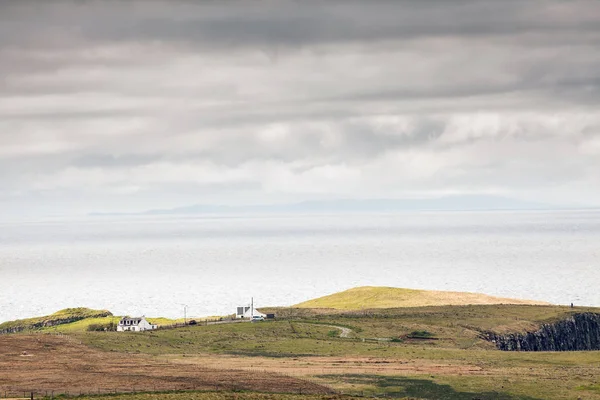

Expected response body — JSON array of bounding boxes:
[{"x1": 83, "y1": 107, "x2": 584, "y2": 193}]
[{"x1": 180, "y1": 304, "x2": 188, "y2": 325}]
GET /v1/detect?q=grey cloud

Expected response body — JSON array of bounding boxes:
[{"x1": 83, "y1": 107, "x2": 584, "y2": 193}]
[
  {"x1": 2, "y1": 1, "x2": 599, "y2": 50},
  {"x1": 1, "y1": 1, "x2": 600, "y2": 216}
]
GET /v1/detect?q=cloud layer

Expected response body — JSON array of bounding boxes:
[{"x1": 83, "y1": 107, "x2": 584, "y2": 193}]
[{"x1": 1, "y1": 0, "x2": 600, "y2": 217}]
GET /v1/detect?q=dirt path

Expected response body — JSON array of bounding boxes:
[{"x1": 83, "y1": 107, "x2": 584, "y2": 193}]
[{"x1": 325, "y1": 325, "x2": 352, "y2": 338}]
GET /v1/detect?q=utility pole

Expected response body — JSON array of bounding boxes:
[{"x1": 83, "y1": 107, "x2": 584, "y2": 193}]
[
  {"x1": 180, "y1": 304, "x2": 188, "y2": 325},
  {"x1": 251, "y1": 297, "x2": 254, "y2": 318}
]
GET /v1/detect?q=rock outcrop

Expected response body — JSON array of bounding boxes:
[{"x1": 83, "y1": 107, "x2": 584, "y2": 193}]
[{"x1": 489, "y1": 313, "x2": 600, "y2": 351}]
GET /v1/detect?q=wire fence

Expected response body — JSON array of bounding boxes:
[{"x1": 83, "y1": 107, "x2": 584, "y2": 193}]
[{"x1": 155, "y1": 317, "x2": 238, "y2": 330}]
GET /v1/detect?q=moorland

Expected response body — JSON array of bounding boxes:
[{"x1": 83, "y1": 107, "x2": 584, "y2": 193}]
[{"x1": 1, "y1": 287, "x2": 599, "y2": 400}]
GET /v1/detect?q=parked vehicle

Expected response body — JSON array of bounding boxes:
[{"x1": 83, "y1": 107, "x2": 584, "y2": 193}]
[{"x1": 251, "y1": 315, "x2": 265, "y2": 322}]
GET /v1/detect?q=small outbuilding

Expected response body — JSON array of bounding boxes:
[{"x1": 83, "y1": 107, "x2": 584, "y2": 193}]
[
  {"x1": 117, "y1": 316, "x2": 157, "y2": 332},
  {"x1": 235, "y1": 306, "x2": 266, "y2": 319}
]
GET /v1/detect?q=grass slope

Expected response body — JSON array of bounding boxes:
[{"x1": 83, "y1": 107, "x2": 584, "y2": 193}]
[
  {"x1": 80, "y1": 321, "x2": 335, "y2": 356},
  {"x1": 294, "y1": 286, "x2": 550, "y2": 310},
  {"x1": 75, "y1": 304, "x2": 600, "y2": 399},
  {"x1": 0, "y1": 307, "x2": 112, "y2": 332},
  {"x1": 80, "y1": 305, "x2": 599, "y2": 356}
]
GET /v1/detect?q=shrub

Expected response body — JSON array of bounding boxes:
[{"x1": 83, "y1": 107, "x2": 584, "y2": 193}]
[
  {"x1": 407, "y1": 330, "x2": 435, "y2": 339},
  {"x1": 87, "y1": 322, "x2": 117, "y2": 332}
]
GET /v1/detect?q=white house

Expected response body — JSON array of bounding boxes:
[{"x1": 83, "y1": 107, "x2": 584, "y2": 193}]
[
  {"x1": 117, "y1": 316, "x2": 157, "y2": 332},
  {"x1": 235, "y1": 306, "x2": 266, "y2": 319}
]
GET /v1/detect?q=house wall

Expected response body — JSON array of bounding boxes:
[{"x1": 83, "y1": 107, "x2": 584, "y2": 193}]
[
  {"x1": 117, "y1": 324, "x2": 138, "y2": 332},
  {"x1": 242, "y1": 309, "x2": 266, "y2": 319},
  {"x1": 236, "y1": 306, "x2": 251, "y2": 319},
  {"x1": 137, "y1": 319, "x2": 157, "y2": 331}
]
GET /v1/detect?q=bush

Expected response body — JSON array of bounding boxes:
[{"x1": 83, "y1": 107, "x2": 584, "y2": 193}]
[
  {"x1": 407, "y1": 330, "x2": 435, "y2": 339},
  {"x1": 87, "y1": 322, "x2": 116, "y2": 332}
]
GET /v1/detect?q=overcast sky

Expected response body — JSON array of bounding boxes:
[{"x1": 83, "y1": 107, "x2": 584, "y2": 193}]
[{"x1": 1, "y1": 0, "x2": 600, "y2": 218}]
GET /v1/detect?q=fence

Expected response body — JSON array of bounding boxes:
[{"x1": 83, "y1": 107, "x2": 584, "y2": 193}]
[{"x1": 155, "y1": 317, "x2": 241, "y2": 331}]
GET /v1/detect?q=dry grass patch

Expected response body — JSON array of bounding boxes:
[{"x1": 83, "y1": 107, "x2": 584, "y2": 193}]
[
  {"x1": 294, "y1": 286, "x2": 550, "y2": 310},
  {"x1": 0, "y1": 334, "x2": 331, "y2": 396}
]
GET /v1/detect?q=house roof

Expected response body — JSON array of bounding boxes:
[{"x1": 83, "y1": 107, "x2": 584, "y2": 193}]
[{"x1": 119, "y1": 317, "x2": 145, "y2": 325}]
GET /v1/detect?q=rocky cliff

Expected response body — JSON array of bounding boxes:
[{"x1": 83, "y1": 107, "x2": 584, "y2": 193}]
[{"x1": 489, "y1": 313, "x2": 600, "y2": 351}]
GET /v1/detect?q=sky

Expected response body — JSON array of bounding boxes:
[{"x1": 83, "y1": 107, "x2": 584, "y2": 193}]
[{"x1": 1, "y1": 0, "x2": 600, "y2": 218}]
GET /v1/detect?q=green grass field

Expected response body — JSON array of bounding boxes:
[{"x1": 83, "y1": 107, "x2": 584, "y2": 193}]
[{"x1": 77, "y1": 321, "x2": 336, "y2": 356}]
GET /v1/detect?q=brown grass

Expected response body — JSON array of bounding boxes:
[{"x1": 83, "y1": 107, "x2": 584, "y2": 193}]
[
  {"x1": 0, "y1": 334, "x2": 331, "y2": 396},
  {"x1": 168, "y1": 354, "x2": 485, "y2": 377},
  {"x1": 294, "y1": 286, "x2": 550, "y2": 310}
]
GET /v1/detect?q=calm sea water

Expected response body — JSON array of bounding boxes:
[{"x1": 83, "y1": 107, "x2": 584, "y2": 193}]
[{"x1": 1, "y1": 210, "x2": 599, "y2": 323}]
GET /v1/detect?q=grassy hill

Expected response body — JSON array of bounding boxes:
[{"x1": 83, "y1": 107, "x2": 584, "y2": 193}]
[
  {"x1": 0, "y1": 307, "x2": 113, "y2": 333},
  {"x1": 294, "y1": 286, "x2": 550, "y2": 310}
]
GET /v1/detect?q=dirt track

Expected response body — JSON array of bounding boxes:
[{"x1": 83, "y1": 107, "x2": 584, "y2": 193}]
[
  {"x1": 323, "y1": 325, "x2": 353, "y2": 338},
  {"x1": 0, "y1": 334, "x2": 331, "y2": 396}
]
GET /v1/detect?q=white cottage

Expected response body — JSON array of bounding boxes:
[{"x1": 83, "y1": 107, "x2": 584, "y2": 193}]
[{"x1": 117, "y1": 316, "x2": 157, "y2": 332}]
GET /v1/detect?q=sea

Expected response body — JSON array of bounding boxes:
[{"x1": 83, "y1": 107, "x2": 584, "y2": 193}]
[{"x1": 1, "y1": 210, "x2": 599, "y2": 323}]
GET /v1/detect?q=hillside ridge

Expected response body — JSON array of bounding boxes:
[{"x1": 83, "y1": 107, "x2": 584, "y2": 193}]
[
  {"x1": 294, "y1": 286, "x2": 551, "y2": 310},
  {"x1": 0, "y1": 308, "x2": 113, "y2": 334}
]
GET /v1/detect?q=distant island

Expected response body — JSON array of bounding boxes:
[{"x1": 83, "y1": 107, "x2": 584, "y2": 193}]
[{"x1": 90, "y1": 195, "x2": 565, "y2": 216}]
